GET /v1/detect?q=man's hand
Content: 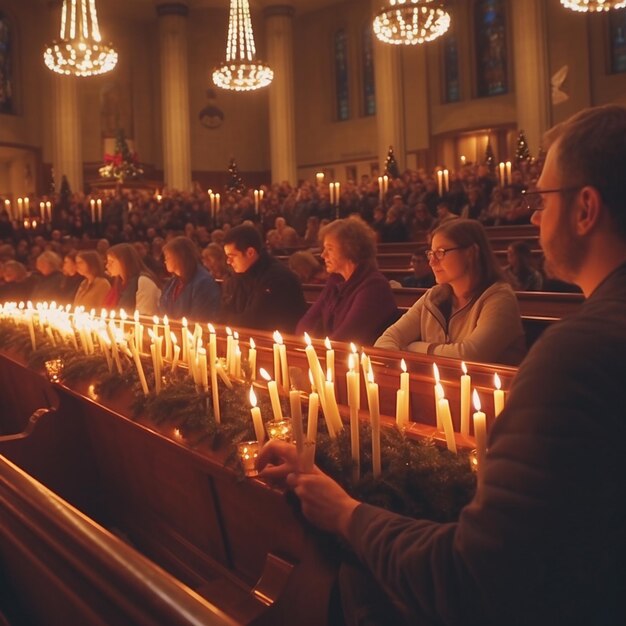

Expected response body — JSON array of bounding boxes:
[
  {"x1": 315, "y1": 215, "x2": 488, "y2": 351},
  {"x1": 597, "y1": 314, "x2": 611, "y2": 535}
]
[{"x1": 257, "y1": 440, "x2": 360, "y2": 537}]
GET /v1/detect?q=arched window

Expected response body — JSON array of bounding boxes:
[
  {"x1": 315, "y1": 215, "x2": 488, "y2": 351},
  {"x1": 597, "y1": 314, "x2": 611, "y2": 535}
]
[
  {"x1": 362, "y1": 25, "x2": 376, "y2": 116},
  {"x1": 609, "y1": 9, "x2": 626, "y2": 74},
  {"x1": 0, "y1": 11, "x2": 14, "y2": 114},
  {"x1": 444, "y1": 31, "x2": 460, "y2": 103},
  {"x1": 474, "y1": 0, "x2": 508, "y2": 97},
  {"x1": 334, "y1": 29, "x2": 350, "y2": 121}
]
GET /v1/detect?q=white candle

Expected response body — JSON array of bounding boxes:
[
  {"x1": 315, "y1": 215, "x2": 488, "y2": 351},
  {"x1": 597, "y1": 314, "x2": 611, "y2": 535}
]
[
  {"x1": 395, "y1": 389, "x2": 407, "y2": 430},
  {"x1": 46, "y1": 201, "x2": 52, "y2": 222},
  {"x1": 433, "y1": 363, "x2": 443, "y2": 430},
  {"x1": 208, "y1": 324, "x2": 220, "y2": 422},
  {"x1": 436, "y1": 383, "x2": 457, "y2": 454},
  {"x1": 225, "y1": 327, "x2": 233, "y2": 372},
  {"x1": 290, "y1": 389, "x2": 304, "y2": 453},
  {"x1": 163, "y1": 315, "x2": 172, "y2": 361},
  {"x1": 130, "y1": 337, "x2": 149, "y2": 395},
  {"x1": 378, "y1": 176, "x2": 384, "y2": 203},
  {"x1": 170, "y1": 334, "x2": 180, "y2": 375},
  {"x1": 303, "y1": 333, "x2": 327, "y2": 411},
  {"x1": 505, "y1": 160, "x2": 512, "y2": 185},
  {"x1": 248, "y1": 338, "x2": 257, "y2": 380},
  {"x1": 325, "y1": 337, "x2": 335, "y2": 383},
  {"x1": 249, "y1": 387, "x2": 265, "y2": 444},
  {"x1": 198, "y1": 346, "x2": 208, "y2": 392},
  {"x1": 460, "y1": 361, "x2": 471, "y2": 436},
  {"x1": 443, "y1": 169, "x2": 449, "y2": 193},
  {"x1": 231, "y1": 331, "x2": 240, "y2": 377},
  {"x1": 40, "y1": 201, "x2": 45, "y2": 222},
  {"x1": 499, "y1": 162, "x2": 505, "y2": 187},
  {"x1": 347, "y1": 356, "x2": 361, "y2": 481},
  {"x1": 90, "y1": 199, "x2": 95, "y2": 223},
  {"x1": 316, "y1": 172, "x2": 324, "y2": 184},
  {"x1": 215, "y1": 359, "x2": 233, "y2": 389},
  {"x1": 323, "y1": 368, "x2": 343, "y2": 439},
  {"x1": 473, "y1": 389, "x2": 487, "y2": 481},
  {"x1": 399, "y1": 358, "x2": 410, "y2": 428},
  {"x1": 96, "y1": 199, "x2": 102, "y2": 223},
  {"x1": 383, "y1": 174, "x2": 389, "y2": 194},
  {"x1": 181, "y1": 317, "x2": 188, "y2": 364},
  {"x1": 437, "y1": 170, "x2": 443, "y2": 196},
  {"x1": 494, "y1": 373, "x2": 505, "y2": 417},
  {"x1": 260, "y1": 368, "x2": 283, "y2": 421},
  {"x1": 366, "y1": 368, "x2": 381, "y2": 478}
]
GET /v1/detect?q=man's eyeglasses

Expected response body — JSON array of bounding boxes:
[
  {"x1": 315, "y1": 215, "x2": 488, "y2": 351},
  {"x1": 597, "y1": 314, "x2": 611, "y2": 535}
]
[
  {"x1": 521, "y1": 186, "x2": 582, "y2": 212},
  {"x1": 425, "y1": 246, "x2": 465, "y2": 261}
]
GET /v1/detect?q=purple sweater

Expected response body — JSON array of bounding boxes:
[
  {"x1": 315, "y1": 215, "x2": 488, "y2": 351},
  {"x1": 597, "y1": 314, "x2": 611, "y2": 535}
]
[{"x1": 296, "y1": 264, "x2": 398, "y2": 346}]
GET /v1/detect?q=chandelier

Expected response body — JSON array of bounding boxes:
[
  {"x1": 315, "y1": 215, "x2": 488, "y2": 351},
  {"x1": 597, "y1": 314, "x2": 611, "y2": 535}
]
[
  {"x1": 560, "y1": 0, "x2": 626, "y2": 11},
  {"x1": 43, "y1": 0, "x2": 118, "y2": 77},
  {"x1": 213, "y1": 0, "x2": 273, "y2": 91},
  {"x1": 373, "y1": 0, "x2": 451, "y2": 45}
]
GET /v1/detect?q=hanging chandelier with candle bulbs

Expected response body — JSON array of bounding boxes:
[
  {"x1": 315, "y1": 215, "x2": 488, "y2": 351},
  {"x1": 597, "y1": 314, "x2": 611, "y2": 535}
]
[
  {"x1": 213, "y1": 0, "x2": 273, "y2": 92},
  {"x1": 373, "y1": 0, "x2": 451, "y2": 46},
  {"x1": 43, "y1": 0, "x2": 118, "y2": 77},
  {"x1": 560, "y1": 0, "x2": 626, "y2": 11}
]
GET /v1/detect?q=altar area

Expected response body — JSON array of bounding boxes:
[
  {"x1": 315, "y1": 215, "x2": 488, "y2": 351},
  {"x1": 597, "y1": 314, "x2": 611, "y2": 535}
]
[{"x1": 0, "y1": 308, "x2": 516, "y2": 625}]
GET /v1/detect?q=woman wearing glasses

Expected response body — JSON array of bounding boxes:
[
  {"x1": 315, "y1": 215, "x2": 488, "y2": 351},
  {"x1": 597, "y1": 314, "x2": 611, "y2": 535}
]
[{"x1": 375, "y1": 219, "x2": 526, "y2": 365}]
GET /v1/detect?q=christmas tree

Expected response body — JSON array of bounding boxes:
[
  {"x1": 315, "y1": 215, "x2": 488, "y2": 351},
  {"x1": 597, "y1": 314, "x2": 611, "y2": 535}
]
[
  {"x1": 484, "y1": 140, "x2": 495, "y2": 171},
  {"x1": 226, "y1": 157, "x2": 245, "y2": 194},
  {"x1": 515, "y1": 130, "x2": 531, "y2": 164},
  {"x1": 59, "y1": 175, "x2": 71, "y2": 210},
  {"x1": 99, "y1": 128, "x2": 143, "y2": 182},
  {"x1": 384, "y1": 146, "x2": 400, "y2": 179}
]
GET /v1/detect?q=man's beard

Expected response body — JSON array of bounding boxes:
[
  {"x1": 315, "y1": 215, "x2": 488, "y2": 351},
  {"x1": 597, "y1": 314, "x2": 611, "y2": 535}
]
[{"x1": 542, "y1": 209, "x2": 587, "y2": 284}]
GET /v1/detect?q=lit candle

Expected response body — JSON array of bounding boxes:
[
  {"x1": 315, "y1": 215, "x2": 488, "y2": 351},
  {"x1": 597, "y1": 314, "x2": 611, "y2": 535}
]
[
  {"x1": 130, "y1": 336, "x2": 149, "y2": 395},
  {"x1": 152, "y1": 315, "x2": 160, "y2": 344},
  {"x1": 329, "y1": 182, "x2": 335, "y2": 206},
  {"x1": 436, "y1": 383, "x2": 457, "y2": 454},
  {"x1": 307, "y1": 392, "x2": 319, "y2": 442},
  {"x1": 498, "y1": 162, "x2": 505, "y2": 187},
  {"x1": 254, "y1": 189, "x2": 259, "y2": 213},
  {"x1": 278, "y1": 332, "x2": 289, "y2": 394},
  {"x1": 324, "y1": 368, "x2": 343, "y2": 438},
  {"x1": 107, "y1": 320, "x2": 123, "y2": 374},
  {"x1": 17, "y1": 197, "x2": 23, "y2": 220},
  {"x1": 473, "y1": 389, "x2": 487, "y2": 481},
  {"x1": 437, "y1": 170, "x2": 443, "y2": 196},
  {"x1": 433, "y1": 363, "x2": 443, "y2": 430},
  {"x1": 366, "y1": 368, "x2": 381, "y2": 478},
  {"x1": 316, "y1": 172, "x2": 324, "y2": 184},
  {"x1": 234, "y1": 345, "x2": 242, "y2": 379},
  {"x1": 399, "y1": 358, "x2": 410, "y2": 428},
  {"x1": 460, "y1": 155, "x2": 466, "y2": 166},
  {"x1": 215, "y1": 193, "x2": 221, "y2": 212},
  {"x1": 225, "y1": 327, "x2": 233, "y2": 372},
  {"x1": 505, "y1": 160, "x2": 512, "y2": 185},
  {"x1": 215, "y1": 359, "x2": 233, "y2": 390},
  {"x1": 272, "y1": 331, "x2": 281, "y2": 390},
  {"x1": 289, "y1": 388, "x2": 304, "y2": 453},
  {"x1": 119, "y1": 308, "x2": 127, "y2": 336},
  {"x1": 383, "y1": 175, "x2": 389, "y2": 194},
  {"x1": 96, "y1": 199, "x2": 102, "y2": 222},
  {"x1": 249, "y1": 387, "x2": 265, "y2": 444},
  {"x1": 260, "y1": 368, "x2": 283, "y2": 421},
  {"x1": 208, "y1": 323, "x2": 219, "y2": 422},
  {"x1": 325, "y1": 336, "x2": 335, "y2": 382},
  {"x1": 303, "y1": 333, "x2": 327, "y2": 410},
  {"x1": 443, "y1": 168, "x2": 449, "y2": 193},
  {"x1": 231, "y1": 331, "x2": 240, "y2": 377},
  {"x1": 170, "y1": 333, "x2": 180, "y2": 375},
  {"x1": 40, "y1": 201, "x2": 45, "y2": 221},
  {"x1": 460, "y1": 361, "x2": 471, "y2": 436},
  {"x1": 163, "y1": 315, "x2": 172, "y2": 361},
  {"x1": 149, "y1": 332, "x2": 161, "y2": 394},
  {"x1": 90, "y1": 199, "x2": 95, "y2": 223},
  {"x1": 46, "y1": 201, "x2": 52, "y2": 222},
  {"x1": 378, "y1": 176, "x2": 384, "y2": 203},
  {"x1": 346, "y1": 355, "x2": 360, "y2": 481},
  {"x1": 181, "y1": 317, "x2": 188, "y2": 364},
  {"x1": 248, "y1": 338, "x2": 256, "y2": 380},
  {"x1": 493, "y1": 373, "x2": 505, "y2": 417}
]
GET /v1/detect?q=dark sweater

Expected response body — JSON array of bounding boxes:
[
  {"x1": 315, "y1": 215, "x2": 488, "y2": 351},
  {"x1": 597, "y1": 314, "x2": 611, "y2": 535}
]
[{"x1": 159, "y1": 265, "x2": 220, "y2": 323}]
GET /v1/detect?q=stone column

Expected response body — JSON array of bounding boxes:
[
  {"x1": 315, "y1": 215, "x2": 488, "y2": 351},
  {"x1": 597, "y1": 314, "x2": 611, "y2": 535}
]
[
  {"x1": 51, "y1": 74, "x2": 83, "y2": 193},
  {"x1": 156, "y1": 1, "x2": 192, "y2": 191},
  {"x1": 371, "y1": 0, "x2": 406, "y2": 173},
  {"x1": 264, "y1": 5, "x2": 297, "y2": 185},
  {"x1": 511, "y1": 0, "x2": 551, "y2": 156}
]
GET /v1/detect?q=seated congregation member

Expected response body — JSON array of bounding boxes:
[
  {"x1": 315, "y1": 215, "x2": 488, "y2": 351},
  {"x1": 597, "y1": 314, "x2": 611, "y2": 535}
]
[
  {"x1": 104, "y1": 243, "x2": 161, "y2": 315},
  {"x1": 221, "y1": 224, "x2": 306, "y2": 333},
  {"x1": 287, "y1": 250, "x2": 327, "y2": 284},
  {"x1": 502, "y1": 240, "x2": 544, "y2": 291},
  {"x1": 31, "y1": 251, "x2": 65, "y2": 303},
  {"x1": 400, "y1": 247, "x2": 436, "y2": 289},
  {"x1": 159, "y1": 236, "x2": 220, "y2": 322},
  {"x1": 0, "y1": 260, "x2": 39, "y2": 302},
  {"x1": 375, "y1": 219, "x2": 526, "y2": 365},
  {"x1": 59, "y1": 251, "x2": 85, "y2": 304},
  {"x1": 201, "y1": 243, "x2": 231, "y2": 281},
  {"x1": 257, "y1": 104, "x2": 626, "y2": 626},
  {"x1": 73, "y1": 250, "x2": 110, "y2": 310},
  {"x1": 296, "y1": 219, "x2": 398, "y2": 346}
]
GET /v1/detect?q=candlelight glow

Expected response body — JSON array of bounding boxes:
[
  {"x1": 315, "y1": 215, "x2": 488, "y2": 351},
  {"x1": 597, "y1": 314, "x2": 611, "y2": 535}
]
[
  {"x1": 163, "y1": 314, "x2": 169, "y2": 325},
  {"x1": 435, "y1": 382, "x2": 445, "y2": 400},
  {"x1": 324, "y1": 337, "x2": 332, "y2": 350},
  {"x1": 249, "y1": 386, "x2": 257, "y2": 407},
  {"x1": 208, "y1": 323, "x2": 215, "y2": 333},
  {"x1": 152, "y1": 315, "x2": 159, "y2": 326},
  {"x1": 350, "y1": 342, "x2": 357, "y2": 354},
  {"x1": 226, "y1": 327, "x2": 232, "y2": 337},
  {"x1": 494, "y1": 373, "x2": 502, "y2": 391},
  {"x1": 182, "y1": 317, "x2": 188, "y2": 327},
  {"x1": 273, "y1": 330, "x2": 283, "y2": 345},
  {"x1": 473, "y1": 389, "x2": 481, "y2": 412},
  {"x1": 120, "y1": 309, "x2": 127, "y2": 321},
  {"x1": 134, "y1": 310, "x2": 139, "y2": 322},
  {"x1": 401, "y1": 358, "x2": 407, "y2": 373},
  {"x1": 304, "y1": 332, "x2": 312, "y2": 346},
  {"x1": 348, "y1": 354, "x2": 355, "y2": 371},
  {"x1": 259, "y1": 368, "x2": 271, "y2": 382},
  {"x1": 433, "y1": 363, "x2": 441, "y2": 384},
  {"x1": 462, "y1": 361, "x2": 468, "y2": 376},
  {"x1": 250, "y1": 337, "x2": 255, "y2": 349}
]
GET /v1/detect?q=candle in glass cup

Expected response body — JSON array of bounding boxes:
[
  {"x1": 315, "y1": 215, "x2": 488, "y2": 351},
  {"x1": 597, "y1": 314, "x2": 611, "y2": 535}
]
[{"x1": 237, "y1": 441, "x2": 260, "y2": 477}]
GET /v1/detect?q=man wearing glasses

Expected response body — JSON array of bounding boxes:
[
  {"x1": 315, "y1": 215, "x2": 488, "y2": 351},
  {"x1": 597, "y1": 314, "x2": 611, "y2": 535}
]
[{"x1": 258, "y1": 105, "x2": 626, "y2": 626}]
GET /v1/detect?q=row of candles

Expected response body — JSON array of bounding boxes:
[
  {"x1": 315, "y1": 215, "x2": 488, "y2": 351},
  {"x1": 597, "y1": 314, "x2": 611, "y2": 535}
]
[
  {"x1": 0, "y1": 302, "x2": 505, "y2": 480},
  {"x1": 3, "y1": 198, "x2": 53, "y2": 223},
  {"x1": 89, "y1": 199, "x2": 104, "y2": 223}
]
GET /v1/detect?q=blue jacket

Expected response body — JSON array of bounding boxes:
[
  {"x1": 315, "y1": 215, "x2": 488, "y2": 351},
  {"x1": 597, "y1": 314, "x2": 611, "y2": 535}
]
[{"x1": 159, "y1": 265, "x2": 220, "y2": 323}]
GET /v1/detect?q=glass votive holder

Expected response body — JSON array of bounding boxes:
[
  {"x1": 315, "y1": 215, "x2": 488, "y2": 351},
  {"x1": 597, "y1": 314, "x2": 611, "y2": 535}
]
[
  {"x1": 44, "y1": 358, "x2": 64, "y2": 383},
  {"x1": 298, "y1": 439, "x2": 316, "y2": 473},
  {"x1": 266, "y1": 419, "x2": 292, "y2": 442},
  {"x1": 237, "y1": 441, "x2": 260, "y2": 477}
]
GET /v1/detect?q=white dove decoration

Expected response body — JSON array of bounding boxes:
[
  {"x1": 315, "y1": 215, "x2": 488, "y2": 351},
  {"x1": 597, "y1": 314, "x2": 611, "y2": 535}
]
[{"x1": 551, "y1": 65, "x2": 569, "y2": 105}]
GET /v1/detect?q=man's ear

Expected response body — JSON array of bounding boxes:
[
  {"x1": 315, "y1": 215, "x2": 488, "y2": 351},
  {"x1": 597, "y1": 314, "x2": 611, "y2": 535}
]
[
  {"x1": 576, "y1": 186, "x2": 602, "y2": 236},
  {"x1": 245, "y1": 247, "x2": 257, "y2": 259}
]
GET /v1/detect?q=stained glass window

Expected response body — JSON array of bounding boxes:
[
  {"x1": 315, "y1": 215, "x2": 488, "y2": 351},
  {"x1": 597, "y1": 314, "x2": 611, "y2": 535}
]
[
  {"x1": 474, "y1": 0, "x2": 508, "y2": 97},
  {"x1": 444, "y1": 31, "x2": 460, "y2": 103},
  {"x1": 609, "y1": 9, "x2": 626, "y2": 74},
  {"x1": 335, "y1": 29, "x2": 350, "y2": 121},
  {"x1": 362, "y1": 25, "x2": 376, "y2": 116},
  {"x1": 0, "y1": 12, "x2": 14, "y2": 114}
]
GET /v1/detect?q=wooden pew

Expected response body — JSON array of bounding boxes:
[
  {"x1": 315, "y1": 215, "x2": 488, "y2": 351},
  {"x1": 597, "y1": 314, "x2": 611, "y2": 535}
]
[{"x1": 0, "y1": 445, "x2": 235, "y2": 626}]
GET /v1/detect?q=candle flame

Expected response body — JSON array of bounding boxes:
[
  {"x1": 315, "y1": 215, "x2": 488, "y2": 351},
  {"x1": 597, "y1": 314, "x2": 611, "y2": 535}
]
[
  {"x1": 120, "y1": 309, "x2": 127, "y2": 321},
  {"x1": 433, "y1": 363, "x2": 440, "y2": 383},
  {"x1": 273, "y1": 330, "x2": 283, "y2": 345},
  {"x1": 249, "y1": 386, "x2": 257, "y2": 407},
  {"x1": 324, "y1": 337, "x2": 332, "y2": 350},
  {"x1": 206, "y1": 323, "x2": 214, "y2": 334},
  {"x1": 304, "y1": 332, "x2": 312, "y2": 346},
  {"x1": 259, "y1": 368, "x2": 271, "y2": 382},
  {"x1": 350, "y1": 342, "x2": 357, "y2": 354},
  {"x1": 148, "y1": 329, "x2": 155, "y2": 340},
  {"x1": 494, "y1": 373, "x2": 501, "y2": 390},
  {"x1": 134, "y1": 310, "x2": 140, "y2": 322},
  {"x1": 461, "y1": 361, "x2": 468, "y2": 375},
  {"x1": 473, "y1": 389, "x2": 481, "y2": 412},
  {"x1": 226, "y1": 327, "x2": 232, "y2": 336},
  {"x1": 163, "y1": 315, "x2": 169, "y2": 325},
  {"x1": 109, "y1": 310, "x2": 116, "y2": 319},
  {"x1": 401, "y1": 358, "x2": 407, "y2": 373},
  {"x1": 234, "y1": 331, "x2": 239, "y2": 340},
  {"x1": 250, "y1": 337, "x2": 255, "y2": 349},
  {"x1": 152, "y1": 315, "x2": 159, "y2": 325},
  {"x1": 170, "y1": 332, "x2": 177, "y2": 344},
  {"x1": 182, "y1": 316, "x2": 188, "y2": 327},
  {"x1": 435, "y1": 382, "x2": 445, "y2": 400}
]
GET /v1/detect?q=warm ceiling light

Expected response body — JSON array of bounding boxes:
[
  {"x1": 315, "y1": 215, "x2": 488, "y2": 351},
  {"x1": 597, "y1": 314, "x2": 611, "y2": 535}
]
[
  {"x1": 560, "y1": 0, "x2": 626, "y2": 10},
  {"x1": 213, "y1": 0, "x2": 273, "y2": 92},
  {"x1": 373, "y1": 0, "x2": 451, "y2": 45},
  {"x1": 43, "y1": 0, "x2": 117, "y2": 77}
]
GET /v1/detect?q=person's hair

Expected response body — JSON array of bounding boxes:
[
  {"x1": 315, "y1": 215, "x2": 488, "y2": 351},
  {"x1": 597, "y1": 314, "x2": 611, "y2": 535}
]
[
  {"x1": 163, "y1": 236, "x2": 200, "y2": 282},
  {"x1": 318, "y1": 218, "x2": 377, "y2": 268},
  {"x1": 288, "y1": 250, "x2": 322, "y2": 283},
  {"x1": 37, "y1": 250, "x2": 62, "y2": 272},
  {"x1": 3, "y1": 260, "x2": 28, "y2": 282},
  {"x1": 76, "y1": 250, "x2": 105, "y2": 278},
  {"x1": 544, "y1": 104, "x2": 626, "y2": 237},
  {"x1": 107, "y1": 243, "x2": 157, "y2": 285},
  {"x1": 432, "y1": 219, "x2": 503, "y2": 295},
  {"x1": 223, "y1": 224, "x2": 263, "y2": 254},
  {"x1": 0, "y1": 244, "x2": 15, "y2": 261},
  {"x1": 508, "y1": 241, "x2": 535, "y2": 280},
  {"x1": 201, "y1": 243, "x2": 229, "y2": 278}
]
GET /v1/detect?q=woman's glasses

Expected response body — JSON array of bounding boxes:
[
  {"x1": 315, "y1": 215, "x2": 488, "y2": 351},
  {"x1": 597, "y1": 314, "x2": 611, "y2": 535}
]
[{"x1": 425, "y1": 246, "x2": 465, "y2": 261}]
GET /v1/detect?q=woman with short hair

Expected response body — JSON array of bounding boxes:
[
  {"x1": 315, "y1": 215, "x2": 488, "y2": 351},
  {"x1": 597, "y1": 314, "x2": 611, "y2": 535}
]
[
  {"x1": 375, "y1": 219, "x2": 526, "y2": 365},
  {"x1": 73, "y1": 250, "x2": 111, "y2": 310},
  {"x1": 104, "y1": 243, "x2": 161, "y2": 315},
  {"x1": 296, "y1": 218, "x2": 398, "y2": 346},
  {"x1": 159, "y1": 236, "x2": 220, "y2": 322}
]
